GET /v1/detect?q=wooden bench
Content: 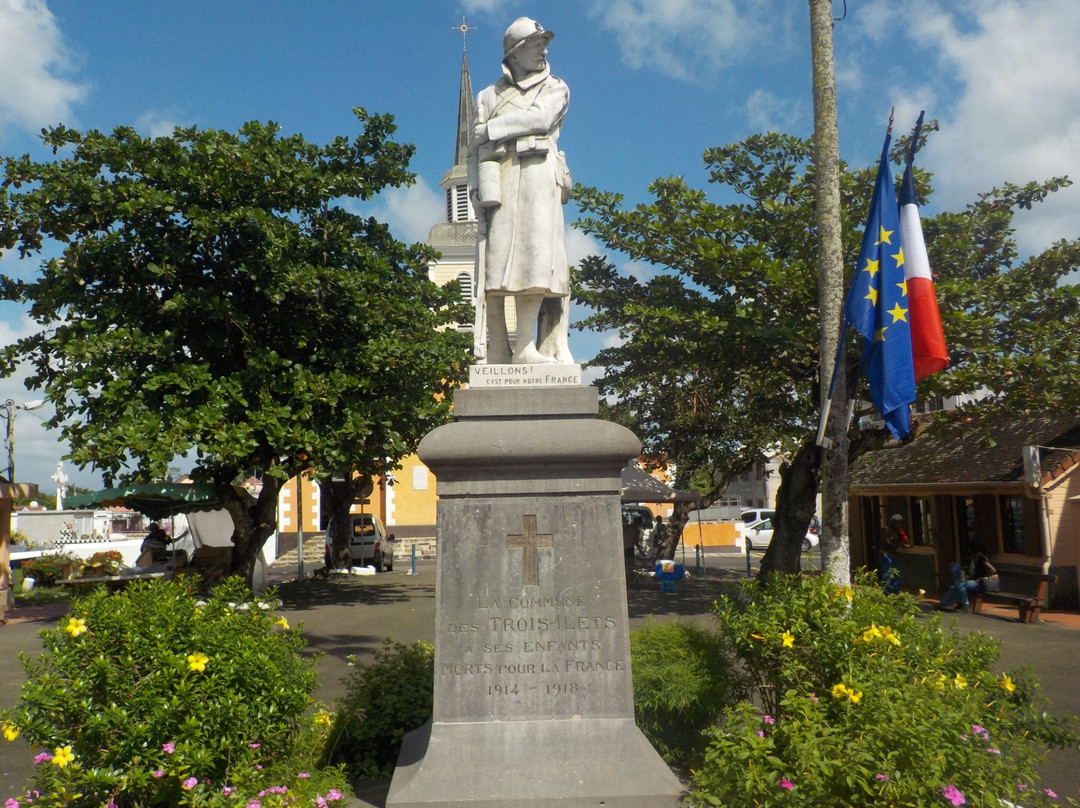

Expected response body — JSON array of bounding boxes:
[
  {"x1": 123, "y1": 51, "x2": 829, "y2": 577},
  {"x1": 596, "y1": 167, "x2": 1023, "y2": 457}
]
[{"x1": 971, "y1": 567, "x2": 1056, "y2": 623}]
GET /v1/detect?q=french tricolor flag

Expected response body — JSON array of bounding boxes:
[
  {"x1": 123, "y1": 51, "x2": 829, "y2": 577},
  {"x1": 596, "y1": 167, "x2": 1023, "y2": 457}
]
[{"x1": 898, "y1": 113, "x2": 948, "y2": 382}]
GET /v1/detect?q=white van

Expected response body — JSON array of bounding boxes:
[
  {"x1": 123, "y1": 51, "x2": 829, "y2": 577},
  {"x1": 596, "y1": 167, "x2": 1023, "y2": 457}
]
[{"x1": 324, "y1": 514, "x2": 395, "y2": 571}]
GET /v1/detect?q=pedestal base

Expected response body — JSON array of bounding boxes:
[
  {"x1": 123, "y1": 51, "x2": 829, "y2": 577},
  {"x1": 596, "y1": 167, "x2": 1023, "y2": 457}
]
[{"x1": 386, "y1": 718, "x2": 684, "y2": 807}]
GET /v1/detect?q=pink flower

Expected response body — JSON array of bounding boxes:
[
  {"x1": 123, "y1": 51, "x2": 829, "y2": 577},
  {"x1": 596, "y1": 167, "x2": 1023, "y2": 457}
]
[
  {"x1": 182, "y1": 777, "x2": 197, "y2": 790},
  {"x1": 315, "y1": 799, "x2": 327, "y2": 808},
  {"x1": 248, "y1": 742, "x2": 261, "y2": 749},
  {"x1": 152, "y1": 770, "x2": 164, "y2": 779},
  {"x1": 971, "y1": 724, "x2": 989, "y2": 740},
  {"x1": 987, "y1": 747, "x2": 1001, "y2": 755},
  {"x1": 941, "y1": 784, "x2": 966, "y2": 806},
  {"x1": 1017, "y1": 784, "x2": 1028, "y2": 791},
  {"x1": 32, "y1": 753, "x2": 50, "y2": 765},
  {"x1": 325, "y1": 789, "x2": 343, "y2": 801},
  {"x1": 162, "y1": 742, "x2": 175, "y2": 754},
  {"x1": 298, "y1": 772, "x2": 310, "y2": 779},
  {"x1": 1045, "y1": 789, "x2": 1058, "y2": 798},
  {"x1": 246, "y1": 801, "x2": 262, "y2": 808},
  {"x1": 756, "y1": 730, "x2": 764, "y2": 738},
  {"x1": 223, "y1": 787, "x2": 235, "y2": 796},
  {"x1": 809, "y1": 693, "x2": 819, "y2": 702},
  {"x1": 255, "y1": 764, "x2": 263, "y2": 770},
  {"x1": 876, "y1": 773, "x2": 890, "y2": 781},
  {"x1": 6, "y1": 798, "x2": 20, "y2": 808},
  {"x1": 780, "y1": 777, "x2": 794, "y2": 790},
  {"x1": 763, "y1": 714, "x2": 775, "y2": 724}
]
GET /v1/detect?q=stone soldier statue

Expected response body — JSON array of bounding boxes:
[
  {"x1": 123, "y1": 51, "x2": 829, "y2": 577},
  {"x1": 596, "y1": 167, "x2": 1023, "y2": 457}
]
[{"x1": 469, "y1": 17, "x2": 574, "y2": 365}]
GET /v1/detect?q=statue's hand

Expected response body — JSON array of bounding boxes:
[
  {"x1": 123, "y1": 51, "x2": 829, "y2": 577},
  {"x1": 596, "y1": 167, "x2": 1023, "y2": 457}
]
[{"x1": 472, "y1": 123, "x2": 489, "y2": 145}]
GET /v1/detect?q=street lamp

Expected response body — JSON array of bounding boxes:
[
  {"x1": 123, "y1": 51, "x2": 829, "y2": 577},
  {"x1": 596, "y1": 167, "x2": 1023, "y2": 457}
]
[{"x1": 3, "y1": 399, "x2": 44, "y2": 482}]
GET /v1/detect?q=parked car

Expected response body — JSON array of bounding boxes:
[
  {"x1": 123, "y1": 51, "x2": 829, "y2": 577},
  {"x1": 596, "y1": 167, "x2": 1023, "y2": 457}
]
[
  {"x1": 743, "y1": 519, "x2": 819, "y2": 553},
  {"x1": 324, "y1": 514, "x2": 395, "y2": 571},
  {"x1": 740, "y1": 508, "x2": 776, "y2": 525}
]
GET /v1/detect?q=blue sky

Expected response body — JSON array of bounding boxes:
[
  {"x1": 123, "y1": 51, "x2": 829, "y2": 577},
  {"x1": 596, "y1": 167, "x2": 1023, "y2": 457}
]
[{"x1": 1, "y1": 0, "x2": 1077, "y2": 492}]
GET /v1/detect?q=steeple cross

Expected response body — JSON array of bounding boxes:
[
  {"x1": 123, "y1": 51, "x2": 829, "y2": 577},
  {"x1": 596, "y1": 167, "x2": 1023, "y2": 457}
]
[
  {"x1": 506, "y1": 514, "x2": 553, "y2": 587},
  {"x1": 453, "y1": 17, "x2": 475, "y2": 48}
]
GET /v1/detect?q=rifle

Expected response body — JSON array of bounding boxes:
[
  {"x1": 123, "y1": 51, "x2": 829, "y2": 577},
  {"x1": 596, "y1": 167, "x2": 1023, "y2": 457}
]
[{"x1": 473, "y1": 208, "x2": 488, "y2": 361}]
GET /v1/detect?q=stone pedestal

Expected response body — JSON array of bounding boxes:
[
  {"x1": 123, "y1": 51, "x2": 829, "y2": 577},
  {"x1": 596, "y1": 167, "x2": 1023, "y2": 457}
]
[{"x1": 385, "y1": 385, "x2": 683, "y2": 807}]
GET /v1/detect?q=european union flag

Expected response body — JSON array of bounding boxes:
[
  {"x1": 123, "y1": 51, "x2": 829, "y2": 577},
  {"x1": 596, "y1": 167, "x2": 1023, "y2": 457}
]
[{"x1": 843, "y1": 135, "x2": 915, "y2": 439}]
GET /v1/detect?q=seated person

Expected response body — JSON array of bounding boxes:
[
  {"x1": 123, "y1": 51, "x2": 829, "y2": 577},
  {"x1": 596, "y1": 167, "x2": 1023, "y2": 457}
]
[
  {"x1": 139, "y1": 522, "x2": 173, "y2": 564},
  {"x1": 939, "y1": 544, "x2": 998, "y2": 611}
]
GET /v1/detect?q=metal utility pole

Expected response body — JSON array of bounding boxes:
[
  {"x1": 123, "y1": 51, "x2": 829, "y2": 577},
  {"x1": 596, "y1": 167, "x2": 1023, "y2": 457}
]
[{"x1": 809, "y1": 0, "x2": 851, "y2": 584}]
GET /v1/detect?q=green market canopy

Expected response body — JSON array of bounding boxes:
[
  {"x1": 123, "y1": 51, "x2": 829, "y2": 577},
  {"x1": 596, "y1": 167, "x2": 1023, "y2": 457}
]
[{"x1": 66, "y1": 483, "x2": 253, "y2": 521}]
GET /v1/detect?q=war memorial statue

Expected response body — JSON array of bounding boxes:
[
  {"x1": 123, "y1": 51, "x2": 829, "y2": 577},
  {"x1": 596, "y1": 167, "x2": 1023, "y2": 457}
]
[
  {"x1": 469, "y1": 16, "x2": 573, "y2": 365},
  {"x1": 385, "y1": 18, "x2": 682, "y2": 807}
]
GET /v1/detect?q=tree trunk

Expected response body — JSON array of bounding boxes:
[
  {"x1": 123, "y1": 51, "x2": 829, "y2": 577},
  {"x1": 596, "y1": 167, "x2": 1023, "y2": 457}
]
[
  {"x1": 655, "y1": 499, "x2": 696, "y2": 561},
  {"x1": 322, "y1": 474, "x2": 374, "y2": 570},
  {"x1": 809, "y1": 0, "x2": 851, "y2": 585},
  {"x1": 221, "y1": 478, "x2": 281, "y2": 587},
  {"x1": 758, "y1": 439, "x2": 820, "y2": 577}
]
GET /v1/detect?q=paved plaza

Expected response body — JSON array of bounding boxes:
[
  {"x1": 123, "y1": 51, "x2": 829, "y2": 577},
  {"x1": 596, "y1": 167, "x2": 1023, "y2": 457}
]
[{"x1": 2, "y1": 556, "x2": 1078, "y2": 806}]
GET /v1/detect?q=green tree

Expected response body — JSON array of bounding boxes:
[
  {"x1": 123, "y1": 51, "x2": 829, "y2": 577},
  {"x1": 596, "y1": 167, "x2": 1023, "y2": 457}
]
[
  {"x1": 573, "y1": 132, "x2": 1080, "y2": 572},
  {"x1": 0, "y1": 111, "x2": 471, "y2": 580}
]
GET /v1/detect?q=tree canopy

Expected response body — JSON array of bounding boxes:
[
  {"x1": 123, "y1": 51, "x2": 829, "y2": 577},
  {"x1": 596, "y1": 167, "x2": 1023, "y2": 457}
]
[
  {"x1": 0, "y1": 110, "x2": 471, "y2": 576},
  {"x1": 572, "y1": 131, "x2": 1080, "y2": 571}
]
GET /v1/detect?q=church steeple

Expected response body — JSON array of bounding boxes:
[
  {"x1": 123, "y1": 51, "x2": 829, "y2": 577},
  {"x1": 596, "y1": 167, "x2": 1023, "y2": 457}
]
[
  {"x1": 440, "y1": 36, "x2": 475, "y2": 225},
  {"x1": 454, "y1": 49, "x2": 473, "y2": 169}
]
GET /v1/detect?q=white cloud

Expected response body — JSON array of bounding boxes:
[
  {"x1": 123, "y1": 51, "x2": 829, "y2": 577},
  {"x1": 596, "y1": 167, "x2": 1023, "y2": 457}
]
[
  {"x1": 587, "y1": 0, "x2": 786, "y2": 82},
  {"x1": 745, "y1": 89, "x2": 805, "y2": 133},
  {"x1": 461, "y1": 0, "x2": 506, "y2": 14},
  {"x1": 136, "y1": 110, "x2": 189, "y2": 139},
  {"x1": 907, "y1": 0, "x2": 1080, "y2": 254},
  {"x1": 565, "y1": 226, "x2": 602, "y2": 267},
  {"x1": 363, "y1": 178, "x2": 445, "y2": 245},
  {"x1": 0, "y1": 0, "x2": 86, "y2": 137}
]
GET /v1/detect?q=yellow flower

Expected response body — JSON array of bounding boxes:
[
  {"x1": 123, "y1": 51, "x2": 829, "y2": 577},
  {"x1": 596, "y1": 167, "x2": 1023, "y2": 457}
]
[
  {"x1": 749, "y1": 633, "x2": 766, "y2": 642},
  {"x1": 781, "y1": 630, "x2": 794, "y2": 648},
  {"x1": 999, "y1": 674, "x2": 1016, "y2": 694},
  {"x1": 52, "y1": 745, "x2": 75, "y2": 768},
  {"x1": 65, "y1": 618, "x2": 88, "y2": 638},
  {"x1": 187, "y1": 652, "x2": 211, "y2": 673},
  {"x1": 275, "y1": 616, "x2": 290, "y2": 631},
  {"x1": 2, "y1": 722, "x2": 19, "y2": 742},
  {"x1": 858, "y1": 624, "x2": 882, "y2": 643},
  {"x1": 314, "y1": 710, "x2": 333, "y2": 727},
  {"x1": 934, "y1": 673, "x2": 947, "y2": 691},
  {"x1": 954, "y1": 673, "x2": 968, "y2": 690},
  {"x1": 831, "y1": 683, "x2": 862, "y2": 703}
]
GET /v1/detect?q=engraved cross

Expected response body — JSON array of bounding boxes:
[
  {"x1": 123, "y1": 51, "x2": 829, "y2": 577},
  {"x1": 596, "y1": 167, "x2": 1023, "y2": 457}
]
[{"x1": 506, "y1": 514, "x2": 553, "y2": 587}]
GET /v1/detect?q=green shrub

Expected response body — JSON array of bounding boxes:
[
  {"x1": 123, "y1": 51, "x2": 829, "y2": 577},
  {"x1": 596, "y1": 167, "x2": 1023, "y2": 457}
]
[
  {"x1": 20, "y1": 552, "x2": 79, "y2": 586},
  {"x1": 690, "y1": 571, "x2": 1077, "y2": 808},
  {"x1": 1, "y1": 576, "x2": 350, "y2": 807},
  {"x1": 324, "y1": 639, "x2": 434, "y2": 780},
  {"x1": 630, "y1": 620, "x2": 731, "y2": 770}
]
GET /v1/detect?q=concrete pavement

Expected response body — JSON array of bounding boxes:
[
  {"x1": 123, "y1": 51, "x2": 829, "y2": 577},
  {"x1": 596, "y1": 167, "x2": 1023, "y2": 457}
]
[{"x1": 2, "y1": 559, "x2": 1078, "y2": 806}]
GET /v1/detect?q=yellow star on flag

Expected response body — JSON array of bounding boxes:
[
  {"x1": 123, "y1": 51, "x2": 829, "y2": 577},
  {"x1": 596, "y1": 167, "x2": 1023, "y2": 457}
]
[
  {"x1": 876, "y1": 225, "x2": 893, "y2": 245},
  {"x1": 863, "y1": 257, "x2": 880, "y2": 278},
  {"x1": 888, "y1": 303, "x2": 908, "y2": 323},
  {"x1": 875, "y1": 326, "x2": 888, "y2": 342},
  {"x1": 893, "y1": 246, "x2": 905, "y2": 268},
  {"x1": 864, "y1": 286, "x2": 878, "y2": 306},
  {"x1": 897, "y1": 280, "x2": 908, "y2": 297}
]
